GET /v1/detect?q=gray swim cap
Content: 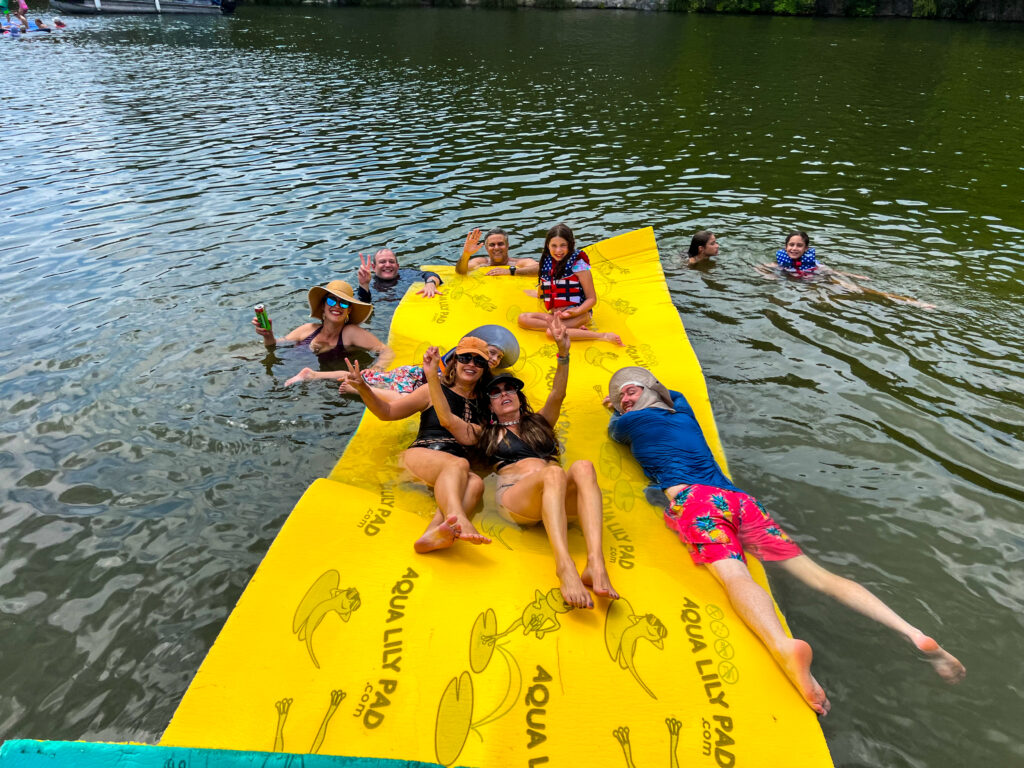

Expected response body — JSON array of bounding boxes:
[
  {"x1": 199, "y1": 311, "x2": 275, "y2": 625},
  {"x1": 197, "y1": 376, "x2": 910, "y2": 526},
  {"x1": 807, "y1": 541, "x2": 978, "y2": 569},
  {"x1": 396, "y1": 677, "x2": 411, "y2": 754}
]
[
  {"x1": 466, "y1": 324, "x2": 520, "y2": 368},
  {"x1": 608, "y1": 367, "x2": 675, "y2": 414}
]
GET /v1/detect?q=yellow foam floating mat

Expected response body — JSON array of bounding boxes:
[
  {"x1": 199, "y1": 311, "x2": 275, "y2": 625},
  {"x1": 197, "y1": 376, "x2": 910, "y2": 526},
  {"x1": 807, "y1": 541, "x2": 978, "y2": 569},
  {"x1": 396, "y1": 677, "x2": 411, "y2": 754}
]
[{"x1": 162, "y1": 228, "x2": 832, "y2": 767}]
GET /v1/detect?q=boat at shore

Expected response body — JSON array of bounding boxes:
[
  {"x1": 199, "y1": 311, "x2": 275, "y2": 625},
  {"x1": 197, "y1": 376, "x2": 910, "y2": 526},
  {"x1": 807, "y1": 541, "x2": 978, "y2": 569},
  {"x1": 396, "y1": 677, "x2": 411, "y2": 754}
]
[{"x1": 49, "y1": 0, "x2": 234, "y2": 15}]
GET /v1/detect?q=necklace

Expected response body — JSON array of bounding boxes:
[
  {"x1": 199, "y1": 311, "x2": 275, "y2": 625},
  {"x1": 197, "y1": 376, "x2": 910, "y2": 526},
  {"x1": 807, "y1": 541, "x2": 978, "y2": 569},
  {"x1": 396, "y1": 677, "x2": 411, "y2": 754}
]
[{"x1": 499, "y1": 419, "x2": 520, "y2": 427}]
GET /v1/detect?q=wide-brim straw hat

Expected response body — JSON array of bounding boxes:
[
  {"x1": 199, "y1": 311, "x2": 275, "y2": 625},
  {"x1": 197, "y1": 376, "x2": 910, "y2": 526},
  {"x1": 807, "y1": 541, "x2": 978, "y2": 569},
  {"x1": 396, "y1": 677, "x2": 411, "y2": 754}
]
[{"x1": 307, "y1": 280, "x2": 373, "y2": 325}]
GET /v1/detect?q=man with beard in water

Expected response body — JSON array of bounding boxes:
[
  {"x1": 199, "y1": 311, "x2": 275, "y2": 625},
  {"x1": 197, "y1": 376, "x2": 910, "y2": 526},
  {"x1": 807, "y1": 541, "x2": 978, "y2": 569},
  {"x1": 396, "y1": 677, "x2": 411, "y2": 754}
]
[
  {"x1": 604, "y1": 366, "x2": 965, "y2": 716},
  {"x1": 356, "y1": 249, "x2": 443, "y2": 306}
]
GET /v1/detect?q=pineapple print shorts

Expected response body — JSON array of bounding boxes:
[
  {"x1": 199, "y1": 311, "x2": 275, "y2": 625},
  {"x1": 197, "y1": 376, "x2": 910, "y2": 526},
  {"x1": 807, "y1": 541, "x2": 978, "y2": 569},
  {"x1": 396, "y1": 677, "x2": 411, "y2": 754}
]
[{"x1": 664, "y1": 484, "x2": 802, "y2": 565}]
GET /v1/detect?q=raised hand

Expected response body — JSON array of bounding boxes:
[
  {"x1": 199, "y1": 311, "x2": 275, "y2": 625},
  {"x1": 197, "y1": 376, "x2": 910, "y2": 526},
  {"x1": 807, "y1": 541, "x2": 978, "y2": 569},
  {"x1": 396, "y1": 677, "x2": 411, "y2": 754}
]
[
  {"x1": 357, "y1": 253, "x2": 372, "y2": 289},
  {"x1": 343, "y1": 357, "x2": 370, "y2": 394},
  {"x1": 550, "y1": 313, "x2": 571, "y2": 356},
  {"x1": 422, "y1": 346, "x2": 441, "y2": 377},
  {"x1": 462, "y1": 228, "x2": 483, "y2": 258},
  {"x1": 252, "y1": 316, "x2": 275, "y2": 342}
]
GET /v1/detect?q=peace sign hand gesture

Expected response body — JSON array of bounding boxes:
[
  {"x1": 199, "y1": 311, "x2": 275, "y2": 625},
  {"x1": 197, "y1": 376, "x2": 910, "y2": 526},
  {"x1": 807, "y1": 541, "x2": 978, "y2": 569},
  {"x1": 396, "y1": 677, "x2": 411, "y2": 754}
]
[
  {"x1": 342, "y1": 357, "x2": 370, "y2": 395},
  {"x1": 357, "y1": 253, "x2": 372, "y2": 290}
]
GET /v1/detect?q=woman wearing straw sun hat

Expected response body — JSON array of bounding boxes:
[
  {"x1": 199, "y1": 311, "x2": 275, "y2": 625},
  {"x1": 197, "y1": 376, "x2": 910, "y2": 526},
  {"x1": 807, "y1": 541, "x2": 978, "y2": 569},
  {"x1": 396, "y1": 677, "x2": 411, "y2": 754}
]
[{"x1": 253, "y1": 280, "x2": 394, "y2": 381}]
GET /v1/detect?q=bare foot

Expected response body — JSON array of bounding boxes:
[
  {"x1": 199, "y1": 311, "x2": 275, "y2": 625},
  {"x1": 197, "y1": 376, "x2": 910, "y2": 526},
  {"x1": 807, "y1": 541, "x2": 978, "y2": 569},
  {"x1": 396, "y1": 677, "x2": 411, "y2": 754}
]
[
  {"x1": 602, "y1": 333, "x2": 624, "y2": 346},
  {"x1": 414, "y1": 515, "x2": 461, "y2": 553},
  {"x1": 774, "y1": 638, "x2": 830, "y2": 716},
  {"x1": 912, "y1": 632, "x2": 966, "y2": 683},
  {"x1": 557, "y1": 564, "x2": 593, "y2": 609},
  {"x1": 581, "y1": 561, "x2": 620, "y2": 600},
  {"x1": 453, "y1": 515, "x2": 491, "y2": 545},
  {"x1": 285, "y1": 367, "x2": 316, "y2": 387}
]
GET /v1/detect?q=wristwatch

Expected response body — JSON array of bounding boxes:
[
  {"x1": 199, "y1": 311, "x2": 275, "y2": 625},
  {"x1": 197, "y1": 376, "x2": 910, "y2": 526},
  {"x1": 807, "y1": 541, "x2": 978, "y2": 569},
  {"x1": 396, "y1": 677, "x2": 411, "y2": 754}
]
[{"x1": 509, "y1": 265, "x2": 517, "y2": 276}]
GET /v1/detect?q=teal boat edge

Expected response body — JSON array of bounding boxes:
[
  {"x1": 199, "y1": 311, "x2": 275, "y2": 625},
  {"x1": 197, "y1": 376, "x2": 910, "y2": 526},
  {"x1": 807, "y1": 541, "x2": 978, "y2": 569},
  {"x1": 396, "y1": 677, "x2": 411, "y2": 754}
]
[{"x1": 0, "y1": 740, "x2": 473, "y2": 768}]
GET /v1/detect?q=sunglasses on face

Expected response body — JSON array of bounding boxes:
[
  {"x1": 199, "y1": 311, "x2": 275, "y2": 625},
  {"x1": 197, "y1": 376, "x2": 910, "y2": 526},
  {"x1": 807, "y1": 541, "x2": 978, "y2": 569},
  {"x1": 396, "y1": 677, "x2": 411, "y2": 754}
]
[
  {"x1": 324, "y1": 297, "x2": 350, "y2": 310},
  {"x1": 456, "y1": 353, "x2": 487, "y2": 367},
  {"x1": 488, "y1": 383, "x2": 521, "y2": 399}
]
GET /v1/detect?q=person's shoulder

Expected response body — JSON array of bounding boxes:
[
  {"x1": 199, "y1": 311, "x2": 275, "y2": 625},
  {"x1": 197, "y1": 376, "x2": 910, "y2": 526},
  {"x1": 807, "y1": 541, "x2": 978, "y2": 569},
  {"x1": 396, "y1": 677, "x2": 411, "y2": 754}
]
[{"x1": 290, "y1": 322, "x2": 319, "y2": 338}]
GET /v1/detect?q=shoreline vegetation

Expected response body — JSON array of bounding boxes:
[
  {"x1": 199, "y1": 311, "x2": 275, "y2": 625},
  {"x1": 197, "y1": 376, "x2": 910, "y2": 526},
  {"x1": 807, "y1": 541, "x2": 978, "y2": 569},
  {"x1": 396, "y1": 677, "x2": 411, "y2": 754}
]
[{"x1": 252, "y1": 0, "x2": 1024, "y2": 21}]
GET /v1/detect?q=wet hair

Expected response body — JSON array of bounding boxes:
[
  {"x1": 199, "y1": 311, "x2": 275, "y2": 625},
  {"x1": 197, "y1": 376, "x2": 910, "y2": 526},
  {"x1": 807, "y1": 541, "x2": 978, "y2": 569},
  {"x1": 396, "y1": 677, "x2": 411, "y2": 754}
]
[
  {"x1": 785, "y1": 231, "x2": 810, "y2": 247},
  {"x1": 542, "y1": 223, "x2": 576, "y2": 280},
  {"x1": 484, "y1": 228, "x2": 509, "y2": 245},
  {"x1": 478, "y1": 392, "x2": 560, "y2": 462},
  {"x1": 687, "y1": 230, "x2": 714, "y2": 258}
]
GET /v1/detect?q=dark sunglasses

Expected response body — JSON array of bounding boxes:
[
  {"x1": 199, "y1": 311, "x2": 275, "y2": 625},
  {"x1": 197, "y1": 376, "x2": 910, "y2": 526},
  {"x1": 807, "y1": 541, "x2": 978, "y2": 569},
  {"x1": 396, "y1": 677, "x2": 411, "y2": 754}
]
[
  {"x1": 487, "y1": 382, "x2": 521, "y2": 398},
  {"x1": 456, "y1": 353, "x2": 487, "y2": 367},
  {"x1": 324, "y1": 296, "x2": 350, "y2": 309}
]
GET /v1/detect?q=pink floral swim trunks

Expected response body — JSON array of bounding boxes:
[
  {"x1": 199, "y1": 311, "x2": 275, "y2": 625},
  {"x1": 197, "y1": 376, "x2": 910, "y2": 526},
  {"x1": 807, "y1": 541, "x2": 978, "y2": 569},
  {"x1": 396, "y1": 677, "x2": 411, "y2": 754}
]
[{"x1": 664, "y1": 484, "x2": 802, "y2": 565}]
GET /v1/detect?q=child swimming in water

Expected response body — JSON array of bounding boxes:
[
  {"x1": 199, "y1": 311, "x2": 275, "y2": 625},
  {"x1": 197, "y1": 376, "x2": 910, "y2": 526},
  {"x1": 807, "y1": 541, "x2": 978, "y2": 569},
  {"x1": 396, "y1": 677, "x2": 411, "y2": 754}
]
[
  {"x1": 762, "y1": 231, "x2": 933, "y2": 308},
  {"x1": 517, "y1": 223, "x2": 622, "y2": 345}
]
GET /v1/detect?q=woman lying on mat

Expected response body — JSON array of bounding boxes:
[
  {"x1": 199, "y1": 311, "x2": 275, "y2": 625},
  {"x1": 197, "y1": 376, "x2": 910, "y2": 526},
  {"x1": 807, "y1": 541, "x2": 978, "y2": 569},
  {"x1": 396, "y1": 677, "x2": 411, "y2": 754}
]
[
  {"x1": 516, "y1": 223, "x2": 622, "y2": 346},
  {"x1": 423, "y1": 315, "x2": 618, "y2": 609},
  {"x1": 344, "y1": 335, "x2": 493, "y2": 553}
]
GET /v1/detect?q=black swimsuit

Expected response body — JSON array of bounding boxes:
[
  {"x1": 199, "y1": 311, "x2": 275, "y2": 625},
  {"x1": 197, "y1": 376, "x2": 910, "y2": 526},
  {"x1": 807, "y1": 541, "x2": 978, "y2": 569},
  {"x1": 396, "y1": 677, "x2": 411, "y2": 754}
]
[
  {"x1": 300, "y1": 326, "x2": 346, "y2": 363},
  {"x1": 491, "y1": 427, "x2": 558, "y2": 471},
  {"x1": 410, "y1": 386, "x2": 483, "y2": 459}
]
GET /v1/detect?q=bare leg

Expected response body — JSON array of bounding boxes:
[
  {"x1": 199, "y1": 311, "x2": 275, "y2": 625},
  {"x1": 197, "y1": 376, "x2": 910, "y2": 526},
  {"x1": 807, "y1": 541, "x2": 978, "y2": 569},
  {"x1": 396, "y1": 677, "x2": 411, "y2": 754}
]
[
  {"x1": 403, "y1": 449, "x2": 490, "y2": 549},
  {"x1": 517, "y1": 311, "x2": 622, "y2": 345},
  {"x1": 517, "y1": 312, "x2": 553, "y2": 332},
  {"x1": 500, "y1": 464, "x2": 592, "y2": 609},
  {"x1": 564, "y1": 327, "x2": 623, "y2": 345},
  {"x1": 566, "y1": 461, "x2": 619, "y2": 599},
  {"x1": 777, "y1": 556, "x2": 965, "y2": 683},
  {"x1": 709, "y1": 559, "x2": 830, "y2": 715}
]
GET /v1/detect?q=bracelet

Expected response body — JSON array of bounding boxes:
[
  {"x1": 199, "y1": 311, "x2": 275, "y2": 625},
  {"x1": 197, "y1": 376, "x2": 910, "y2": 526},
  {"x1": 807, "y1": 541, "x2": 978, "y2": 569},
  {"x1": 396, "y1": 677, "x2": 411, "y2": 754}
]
[
  {"x1": 509, "y1": 265, "x2": 517, "y2": 276},
  {"x1": 556, "y1": 354, "x2": 569, "y2": 364}
]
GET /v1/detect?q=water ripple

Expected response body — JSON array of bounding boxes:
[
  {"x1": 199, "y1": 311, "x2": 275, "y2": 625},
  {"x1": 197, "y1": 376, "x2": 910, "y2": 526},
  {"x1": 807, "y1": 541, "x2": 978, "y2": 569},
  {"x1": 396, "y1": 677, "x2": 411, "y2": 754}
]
[{"x1": 1, "y1": 7, "x2": 1021, "y2": 764}]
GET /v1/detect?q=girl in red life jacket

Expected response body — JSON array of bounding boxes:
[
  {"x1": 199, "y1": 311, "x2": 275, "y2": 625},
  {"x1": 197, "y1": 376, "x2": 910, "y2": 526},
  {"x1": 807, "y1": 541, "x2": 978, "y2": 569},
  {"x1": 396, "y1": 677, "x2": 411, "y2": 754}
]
[{"x1": 517, "y1": 223, "x2": 622, "y2": 345}]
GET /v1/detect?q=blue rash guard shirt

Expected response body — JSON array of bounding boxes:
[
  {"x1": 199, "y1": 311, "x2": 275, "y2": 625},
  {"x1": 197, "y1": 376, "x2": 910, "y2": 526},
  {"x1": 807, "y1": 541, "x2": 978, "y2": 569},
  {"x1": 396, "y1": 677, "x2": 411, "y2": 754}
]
[{"x1": 608, "y1": 390, "x2": 743, "y2": 495}]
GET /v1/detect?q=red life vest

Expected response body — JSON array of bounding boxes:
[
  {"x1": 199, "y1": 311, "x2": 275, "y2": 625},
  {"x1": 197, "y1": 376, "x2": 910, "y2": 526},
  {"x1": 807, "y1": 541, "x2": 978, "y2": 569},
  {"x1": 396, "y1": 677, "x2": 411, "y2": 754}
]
[{"x1": 539, "y1": 249, "x2": 590, "y2": 311}]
